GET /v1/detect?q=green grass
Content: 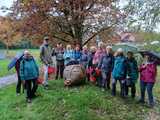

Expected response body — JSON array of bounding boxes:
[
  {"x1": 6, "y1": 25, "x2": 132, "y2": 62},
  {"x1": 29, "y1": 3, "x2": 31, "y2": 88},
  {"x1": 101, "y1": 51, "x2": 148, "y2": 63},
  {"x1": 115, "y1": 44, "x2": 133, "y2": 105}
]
[
  {"x1": 0, "y1": 59, "x2": 15, "y2": 77},
  {"x1": 0, "y1": 79, "x2": 160, "y2": 120},
  {"x1": 0, "y1": 49, "x2": 160, "y2": 119},
  {"x1": 0, "y1": 49, "x2": 40, "y2": 77}
]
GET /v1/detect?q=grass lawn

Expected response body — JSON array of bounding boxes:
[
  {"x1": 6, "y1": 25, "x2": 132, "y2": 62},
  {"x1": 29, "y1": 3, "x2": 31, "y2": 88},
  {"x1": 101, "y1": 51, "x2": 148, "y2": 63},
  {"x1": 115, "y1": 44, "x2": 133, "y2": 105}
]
[
  {"x1": 0, "y1": 79, "x2": 160, "y2": 120},
  {"x1": 0, "y1": 49, "x2": 160, "y2": 120},
  {"x1": 0, "y1": 59, "x2": 15, "y2": 77}
]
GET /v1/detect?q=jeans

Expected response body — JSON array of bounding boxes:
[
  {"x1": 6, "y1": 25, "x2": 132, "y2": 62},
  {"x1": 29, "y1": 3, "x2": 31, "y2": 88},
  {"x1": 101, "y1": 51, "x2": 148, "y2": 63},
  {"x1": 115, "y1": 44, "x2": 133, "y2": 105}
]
[
  {"x1": 125, "y1": 81, "x2": 136, "y2": 98},
  {"x1": 25, "y1": 79, "x2": 38, "y2": 99},
  {"x1": 100, "y1": 71, "x2": 111, "y2": 89},
  {"x1": 112, "y1": 78, "x2": 126, "y2": 97},
  {"x1": 43, "y1": 65, "x2": 49, "y2": 85},
  {"x1": 56, "y1": 61, "x2": 64, "y2": 79},
  {"x1": 140, "y1": 80, "x2": 154, "y2": 105}
]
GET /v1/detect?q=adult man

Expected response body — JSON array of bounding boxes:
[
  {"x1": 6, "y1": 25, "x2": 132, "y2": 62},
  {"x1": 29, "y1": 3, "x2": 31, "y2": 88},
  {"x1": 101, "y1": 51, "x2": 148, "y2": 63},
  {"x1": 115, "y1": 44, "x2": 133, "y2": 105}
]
[{"x1": 40, "y1": 36, "x2": 53, "y2": 89}]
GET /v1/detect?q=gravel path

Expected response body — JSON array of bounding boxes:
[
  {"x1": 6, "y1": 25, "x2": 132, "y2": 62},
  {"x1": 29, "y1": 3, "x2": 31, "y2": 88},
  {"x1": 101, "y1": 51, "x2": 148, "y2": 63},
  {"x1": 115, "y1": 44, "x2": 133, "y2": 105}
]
[{"x1": 0, "y1": 74, "x2": 17, "y2": 88}]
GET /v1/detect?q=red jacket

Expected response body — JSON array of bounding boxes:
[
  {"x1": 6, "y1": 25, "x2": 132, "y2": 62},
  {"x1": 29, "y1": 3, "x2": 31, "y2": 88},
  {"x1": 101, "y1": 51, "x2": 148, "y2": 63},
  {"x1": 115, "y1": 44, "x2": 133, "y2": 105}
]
[{"x1": 139, "y1": 63, "x2": 157, "y2": 83}]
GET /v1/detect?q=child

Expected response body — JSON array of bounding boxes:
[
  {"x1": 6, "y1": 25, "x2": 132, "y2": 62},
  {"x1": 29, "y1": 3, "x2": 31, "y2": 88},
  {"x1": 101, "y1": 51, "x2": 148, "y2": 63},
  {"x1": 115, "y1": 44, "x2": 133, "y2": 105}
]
[
  {"x1": 126, "y1": 51, "x2": 139, "y2": 98},
  {"x1": 19, "y1": 50, "x2": 39, "y2": 103},
  {"x1": 139, "y1": 55, "x2": 157, "y2": 107}
]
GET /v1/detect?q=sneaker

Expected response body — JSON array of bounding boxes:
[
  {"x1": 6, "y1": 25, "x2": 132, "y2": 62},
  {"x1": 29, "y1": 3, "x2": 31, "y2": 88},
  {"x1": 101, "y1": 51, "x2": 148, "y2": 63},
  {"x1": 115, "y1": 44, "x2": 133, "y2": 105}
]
[
  {"x1": 26, "y1": 99, "x2": 32, "y2": 103},
  {"x1": 16, "y1": 93, "x2": 20, "y2": 96},
  {"x1": 148, "y1": 103, "x2": 155, "y2": 108},
  {"x1": 101, "y1": 88, "x2": 105, "y2": 92}
]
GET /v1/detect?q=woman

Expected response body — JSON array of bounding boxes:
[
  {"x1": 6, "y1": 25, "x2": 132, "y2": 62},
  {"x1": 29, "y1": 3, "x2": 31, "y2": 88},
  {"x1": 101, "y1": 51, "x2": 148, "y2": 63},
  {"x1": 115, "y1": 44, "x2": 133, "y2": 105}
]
[
  {"x1": 92, "y1": 42, "x2": 105, "y2": 66},
  {"x1": 54, "y1": 43, "x2": 64, "y2": 79},
  {"x1": 80, "y1": 45, "x2": 89, "y2": 69},
  {"x1": 98, "y1": 46, "x2": 114, "y2": 90},
  {"x1": 92, "y1": 42, "x2": 105, "y2": 85},
  {"x1": 139, "y1": 55, "x2": 157, "y2": 107},
  {"x1": 126, "y1": 51, "x2": 139, "y2": 98},
  {"x1": 74, "y1": 45, "x2": 82, "y2": 63},
  {"x1": 63, "y1": 44, "x2": 74, "y2": 65},
  {"x1": 87, "y1": 46, "x2": 97, "y2": 82},
  {"x1": 19, "y1": 50, "x2": 39, "y2": 103},
  {"x1": 112, "y1": 48, "x2": 127, "y2": 98}
]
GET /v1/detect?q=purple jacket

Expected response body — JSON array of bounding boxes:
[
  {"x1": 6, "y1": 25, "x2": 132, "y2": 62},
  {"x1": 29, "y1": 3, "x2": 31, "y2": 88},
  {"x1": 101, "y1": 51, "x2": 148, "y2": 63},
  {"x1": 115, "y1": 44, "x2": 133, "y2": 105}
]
[{"x1": 139, "y1": 63, "x2": 157, "y2": 83}]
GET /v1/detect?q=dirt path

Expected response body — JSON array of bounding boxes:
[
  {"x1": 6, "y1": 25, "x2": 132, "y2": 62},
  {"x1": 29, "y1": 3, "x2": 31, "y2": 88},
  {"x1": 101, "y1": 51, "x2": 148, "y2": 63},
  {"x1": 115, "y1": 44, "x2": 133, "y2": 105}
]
[{"x1": 0, "y1": 74, "x2": 17, "y2": 88}]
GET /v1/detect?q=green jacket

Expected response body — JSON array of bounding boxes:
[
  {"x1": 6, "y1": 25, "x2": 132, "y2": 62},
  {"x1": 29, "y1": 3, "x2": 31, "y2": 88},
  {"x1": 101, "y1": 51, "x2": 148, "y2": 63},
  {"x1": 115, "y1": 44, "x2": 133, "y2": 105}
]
[
  {"x1": 127, "y1": 58, "x2": 139, "y2": 83},
  {"x1": 19, "y1": 56, "x2": 39, "y2": 80}
]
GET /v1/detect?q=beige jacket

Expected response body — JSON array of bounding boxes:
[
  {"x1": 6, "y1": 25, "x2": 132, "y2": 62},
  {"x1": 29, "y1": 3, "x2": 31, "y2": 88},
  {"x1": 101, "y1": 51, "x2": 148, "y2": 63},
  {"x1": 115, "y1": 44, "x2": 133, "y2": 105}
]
[{"x1": 40, "y1": 44, "x2": 53, "y2": 65}]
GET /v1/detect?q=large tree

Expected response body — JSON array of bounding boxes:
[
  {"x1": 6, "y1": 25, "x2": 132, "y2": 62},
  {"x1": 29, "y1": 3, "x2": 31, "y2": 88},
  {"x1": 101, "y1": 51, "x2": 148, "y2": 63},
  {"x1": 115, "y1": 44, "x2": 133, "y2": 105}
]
[
  {"x1": 1, "y1": 0, "x2": 160, "y2": 47},
  {"x1": 10, "y1": 0, "x2": 124, "y2": 47}
]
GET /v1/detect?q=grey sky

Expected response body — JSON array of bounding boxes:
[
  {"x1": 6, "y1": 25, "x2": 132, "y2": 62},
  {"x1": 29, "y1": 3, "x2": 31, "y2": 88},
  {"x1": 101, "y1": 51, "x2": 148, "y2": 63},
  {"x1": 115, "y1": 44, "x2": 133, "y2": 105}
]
[{"x1": 0, "y1": 0, "x2": 14, "y2": 16}]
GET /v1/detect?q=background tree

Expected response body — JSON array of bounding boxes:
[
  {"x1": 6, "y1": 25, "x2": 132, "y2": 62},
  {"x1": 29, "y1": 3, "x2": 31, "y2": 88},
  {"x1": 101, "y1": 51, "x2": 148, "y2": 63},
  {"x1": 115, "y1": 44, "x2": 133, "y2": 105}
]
[{"x1": 0, "y1": 17, "x2": 22, "y2": 53}]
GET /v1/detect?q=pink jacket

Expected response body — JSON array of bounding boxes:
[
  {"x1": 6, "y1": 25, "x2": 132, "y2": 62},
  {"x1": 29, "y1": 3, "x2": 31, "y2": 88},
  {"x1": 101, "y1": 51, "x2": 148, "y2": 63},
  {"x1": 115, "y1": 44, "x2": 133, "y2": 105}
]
[
  {"x1": 139, "y1": 63, "x2": 157, "y2": 83},
  {"x1": 92, "y1": 49, "x2": 104, "y2": 65}
]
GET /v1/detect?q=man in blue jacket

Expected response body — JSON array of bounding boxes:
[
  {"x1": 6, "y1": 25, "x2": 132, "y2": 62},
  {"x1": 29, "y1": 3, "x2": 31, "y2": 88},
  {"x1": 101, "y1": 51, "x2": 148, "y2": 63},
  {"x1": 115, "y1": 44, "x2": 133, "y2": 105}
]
[{"x1": 20, "y1": 50, "x2": 39, "y2": 103}]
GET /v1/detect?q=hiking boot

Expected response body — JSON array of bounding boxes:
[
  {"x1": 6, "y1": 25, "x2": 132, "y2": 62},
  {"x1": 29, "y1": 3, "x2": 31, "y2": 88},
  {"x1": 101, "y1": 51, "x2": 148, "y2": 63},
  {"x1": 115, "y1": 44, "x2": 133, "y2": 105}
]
[
  {"x1": 137, "y1": 99, "x2": 145, "y2": 104},
  {"x1": 147, "y1": 103, "x2": 155, "y2": 108}
]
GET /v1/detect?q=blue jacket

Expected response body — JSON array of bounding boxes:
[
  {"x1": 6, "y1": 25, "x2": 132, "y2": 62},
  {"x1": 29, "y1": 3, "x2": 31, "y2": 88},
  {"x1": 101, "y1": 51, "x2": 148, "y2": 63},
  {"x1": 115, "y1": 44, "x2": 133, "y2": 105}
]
[
  {"x1": 98, "y1": 53, "x2": 114, "y2": 73},
  {"x1": 112, "y1": 55, "x2": 127, "y2": 80},
  {"x1": 73, "y1": 50, "x2": 82, "y2": 62},
  {"x1": 127, "y1": 58, "x2": 139, "y2": 82},
  {"x1": 63, "y1": 50, "x2": 74, "y2": 65},
  {"x1": 19, "y1": 56, "x2": 39, "y2": 80},
  {"x1": 88, "y1": 52, "x2": 95, "y2": 67},
  {"x1": 80, "y1": 51, "x2": 89, "y2": 68}
]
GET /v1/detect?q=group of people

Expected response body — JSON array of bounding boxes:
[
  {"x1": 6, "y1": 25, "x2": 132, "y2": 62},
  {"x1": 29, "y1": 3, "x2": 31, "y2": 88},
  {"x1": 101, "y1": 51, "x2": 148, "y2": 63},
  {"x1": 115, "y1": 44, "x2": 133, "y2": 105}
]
[{"x1": 15, "y1": 36, "x2": 157, "y2": 108}]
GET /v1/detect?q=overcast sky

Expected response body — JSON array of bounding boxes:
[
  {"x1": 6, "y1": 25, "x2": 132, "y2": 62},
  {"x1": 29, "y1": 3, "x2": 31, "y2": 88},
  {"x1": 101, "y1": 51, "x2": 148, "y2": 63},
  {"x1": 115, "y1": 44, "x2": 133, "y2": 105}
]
[{"x1": 0, "y1": 0, "x2": 14, "y2": 16}]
